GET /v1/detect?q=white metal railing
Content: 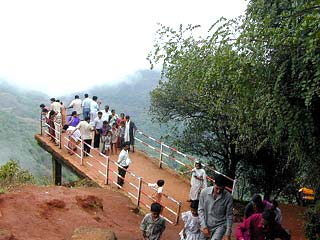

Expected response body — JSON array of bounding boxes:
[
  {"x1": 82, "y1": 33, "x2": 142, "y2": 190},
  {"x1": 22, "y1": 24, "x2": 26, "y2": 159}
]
[
  {"x1": 135, "y1": 130, "x2": 237, "y2": 194},
  {"x1": 39, "y1": 116, "x2": 181, "y2": 224}
]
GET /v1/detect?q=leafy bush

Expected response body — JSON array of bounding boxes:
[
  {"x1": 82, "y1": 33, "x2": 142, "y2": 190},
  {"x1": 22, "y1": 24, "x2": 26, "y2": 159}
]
[
  {"x1": 0, "y1": 160, "x2": 34, "y2": 189},
  {"x1": 304, "y1": 200, "x2": 320, "y2": 240}
]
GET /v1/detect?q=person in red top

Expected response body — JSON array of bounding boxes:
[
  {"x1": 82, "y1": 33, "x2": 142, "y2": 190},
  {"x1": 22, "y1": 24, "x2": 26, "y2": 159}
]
[{"x1": 236, "y1": 209, "x2": 290, "y2": 240}]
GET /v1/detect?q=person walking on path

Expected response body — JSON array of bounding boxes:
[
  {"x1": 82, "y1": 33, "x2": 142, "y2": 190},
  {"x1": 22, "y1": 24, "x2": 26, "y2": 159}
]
[
  {"x1": 140, "y1": 202, "x2": 166, "y2": 240},
  {"x1": 179, "y1": 200, "x2": 201, "y2": 240},
  {"x1": 183, "y1": 161, "x2": 207, "y2": 202},
  {"x1": 116, "y1": 142, "x2": 131, "y2": 187},
  {"x1": 198, "y1": 174, "x2": 233, "y2": 240}
]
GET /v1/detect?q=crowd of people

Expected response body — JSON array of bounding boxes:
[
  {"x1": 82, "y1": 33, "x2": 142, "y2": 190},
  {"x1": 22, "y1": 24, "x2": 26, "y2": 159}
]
[
  {"x1": 40, "y1": 95, "x2": 291, "y2": 240},
  {"x1": 40, "y1": 94, "x2": 137, "y2": 155}
]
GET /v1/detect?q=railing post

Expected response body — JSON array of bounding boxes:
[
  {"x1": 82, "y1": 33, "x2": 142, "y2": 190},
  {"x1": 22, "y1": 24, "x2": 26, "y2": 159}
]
[
  {"x1": 175, "y1": 202, "x2": 182, "y2": 225},
  {"x1": 159, "y1": 142, "x2": 163, "y2": 168},
  {"x1": 105, "y1": 156, "x2": 110, "y2": 185},
  {"x1": 40, "y1": 113, "x2": 43, "y2": 135},
  {"x1": 137, "y1": 177, "x2": 142, "y2": 207},
  {"x1": 59, "y1": 124, "x2": 62, "y2": 149},
  {"x1": 231, "y1": 178, "x2": 237, "y2": 196},
  {"x1": 80, "y1": 138, "x2": 84, "y2": 166}
]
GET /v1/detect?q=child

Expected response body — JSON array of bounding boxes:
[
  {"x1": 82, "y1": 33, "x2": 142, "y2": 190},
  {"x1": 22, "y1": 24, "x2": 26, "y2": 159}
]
[
  {"x1": 99, "y1": 121, "x2": 110, "y2": 154},
  {"x1": 104, "y1": 131, "x2": 112, "y2": 156},
  {"x1": 179, "y1": 200, "x2": 201, "y2": 240},
  {"x1": 118, "y1": 121, "x2": 125, "y2": 149},
  {"x1": 148, "y1": 179, "x2": 165, "y2": 203},
  {"x1": 111, "y1": 123, "x2": 119, "y2": 155},
  {"x1": 140, "y1": 202, "x2": 166, "y2": 240}
]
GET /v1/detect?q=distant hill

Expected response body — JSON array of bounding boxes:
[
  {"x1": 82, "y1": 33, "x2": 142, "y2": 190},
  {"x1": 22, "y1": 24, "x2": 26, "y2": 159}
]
[{"x1": 0, "y1": 81, "x2": 52, "y2": 178}]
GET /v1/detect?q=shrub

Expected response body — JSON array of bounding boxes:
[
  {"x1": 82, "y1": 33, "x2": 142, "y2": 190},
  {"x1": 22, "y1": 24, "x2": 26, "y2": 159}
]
[
  {"x1": 304, "y1": 200, "x2": 320, "y2": 240},
  {"x1": 0, "y1": 160, "x2": 34, "y2": 190}
]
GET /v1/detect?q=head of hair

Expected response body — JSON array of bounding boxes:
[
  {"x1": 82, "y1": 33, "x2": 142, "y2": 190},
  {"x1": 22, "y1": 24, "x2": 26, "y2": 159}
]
[
  {"x1": 84, "y1": 93, "x2": 88, "y2": 98},
  {"x1": 150, "y1": 202, "x2": 162, "y2": 214},
  {"x1": 105, "y1": 105, "x2": 109, "y2": 109},
  {"x1": 85, "y1": 116, "x2": 90, "y2": 121},
  {"x1": 63, "y1": 124, "x2": 69, "y2": 130},
  {"x1": 251, "y1": 194, "x2": 263, "y2": 205},
  {"x1": 190, "y1": 200, "x2": 199, "y2": 210},
  {"x1": 92, "y1": 96, "x2": 98, "y2": 101},
  {"x1": 40, "y1": 104, "x2": 45, "y2": 108},
  {"x1": 112, "y1": 122, "x2": 117, "y2": 127},
  {"x1": 111, "y1": 109, "x2": 115, "y2": 113},
  {"x1": 98, "y1": 111, "x2": 102, "y2": 115},
  {"x1": 56, "y1": 99, "x2": 60, "y2": 102},
  {"x1": 121, "y1": 141, "x2": 130, "y2": 149},
  {"x1": 75, "y1": 95, "x2": 79, "y2": 99},
  {"x1": 157, "y1": 179, "x2": 165, "y2": 187},
  {"x1": 272, "y1": 199, "x2": 279, "y2": 208},
  {"x1": 42, "y1": 108, "x2": 48, "y2": 113},
  {"x1": 214, "y1": 174, "x2": 226, "y2": 187},
  {"x1": 125, "y1": 115, "x2": 130, "y2": 120},
  {"x1": 50, "y1": 98, "x2": 55, "y2": 102},
  {"x1": 262, "y1": 209, "x2": 276, "y2": 223},
  {"x1": 195, "y1": 161, "x2": 202, "y2": 168},
  {"x1": 71, "y1": 111, "x2": 77, "y2": 116},
  {"x1": 49, "y1": 110, "x2": 55, "y2": 117},
  {"x1": 103, "y1": 120, "x2": 108, "y2": 125}
]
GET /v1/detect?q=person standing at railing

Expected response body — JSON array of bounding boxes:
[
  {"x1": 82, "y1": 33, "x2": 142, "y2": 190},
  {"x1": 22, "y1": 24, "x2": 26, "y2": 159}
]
[
  {"x1": 90, "y1": 96, "x2": 100, "y2": 123},
  {"x1": 116, "y1": 142, "x2": 131, "y2": 187},
  {"x1": 124, "y1": 115, "x2": 137, "y2": 152},
  {"x1": 148, "y1": 179, "x2": 165, "y2": 203},
  {"x1": 66, "y1": 111, "x2": 80, "y2": 127},
  {"x1": 82, "y1": 93, "x2": 92, "y2": 120},
  {"x1": 48, "y1": 110, "x2": 56, "y2": 142},
  {"x1": 99, "y1": 120, "x2": 110, "y2": 154},
  {"x1": 68, "y1": 95, "x2": 82, "y2": 118},
  {"x1": 118, "y1": 121, "x2": 125, "y2": 149},
  {"x1": 111, "y1": 122, "x2": 119, "y2": 155},
  {"x1": 198, "y1": 174, "x2": 233, "y2": 240},
  {"x1": 183, "y1": 161, "x2": 207, "y2": 203},
  {"x1": 72, "y1": 116, "x2": 94, "y2": 157},
  {"x1": 93, "y1": 111, "x2": 103, "y2": 150},
  {"x1": 62, "y1": 124, "x2": 81, "y2": 155},
  {"x1": 101, "y1": 105, "x2": 111, "y2": 122}
]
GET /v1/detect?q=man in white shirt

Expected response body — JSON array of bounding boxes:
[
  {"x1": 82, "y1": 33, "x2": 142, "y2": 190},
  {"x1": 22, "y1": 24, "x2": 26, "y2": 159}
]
[
  {"x1": 93, "y1": 111, "x2": 104, "y2": 149},
  {"x1": 82, "y1": 93, "x2": 92, "y2": 120},
  {"x1": 90, "y1": 96, "x2": 99, "y2": 123},
  {"x1": 117, "y1": 142, "x2": 131, "y2": 187},
  {"x1": 68, "y1": 95, "x2": 82, "y2": 116},
  {"x1": 50, "y1": 98, "x2": 61, "y2": 113},
  {"x1": 72, "y1": 116, "x2": 94, "y2": 157},
  {"x1": 101, "y1": 105, "x2": 112, "y2": 122}
]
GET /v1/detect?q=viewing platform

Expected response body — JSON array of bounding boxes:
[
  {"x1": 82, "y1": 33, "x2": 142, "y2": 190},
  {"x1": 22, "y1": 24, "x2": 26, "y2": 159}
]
[{"x1": 35, "y1": 117, "x2": 235, "y2": 225}]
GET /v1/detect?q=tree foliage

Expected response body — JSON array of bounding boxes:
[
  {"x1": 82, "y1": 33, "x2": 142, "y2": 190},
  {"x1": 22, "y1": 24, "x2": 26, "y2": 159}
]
[{"x1": 148, "y1": 0, "x2": 320, "y2": 197}]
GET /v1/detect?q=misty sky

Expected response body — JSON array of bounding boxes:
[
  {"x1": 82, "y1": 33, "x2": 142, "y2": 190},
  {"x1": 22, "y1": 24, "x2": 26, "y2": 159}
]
[{"x1": 0, "y1": 0, "x2": 247, "y2": 96}]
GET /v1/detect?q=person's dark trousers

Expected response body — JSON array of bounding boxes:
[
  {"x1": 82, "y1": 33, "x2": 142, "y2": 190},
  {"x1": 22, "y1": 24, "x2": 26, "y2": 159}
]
[
  {"x1": 83, "y1": 139, "x2": 92, "y2": 156},
  {"x1": 94, "y1": 131, "x2": 100, "y2": 148},
  {"x1": 117, "y1": 165, "x2": 128, "y2": 187}
]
